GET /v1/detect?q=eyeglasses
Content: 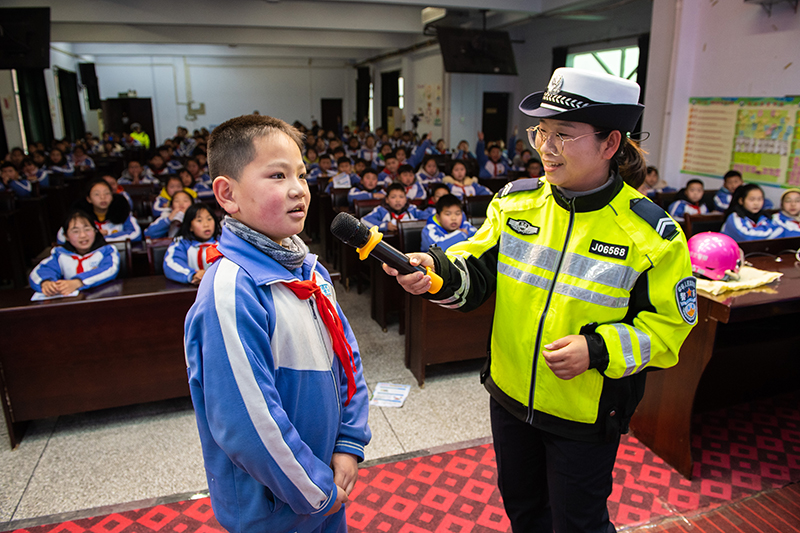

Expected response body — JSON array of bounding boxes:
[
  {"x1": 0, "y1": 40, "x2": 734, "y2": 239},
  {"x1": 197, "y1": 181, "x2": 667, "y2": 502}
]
[{"x1": 526, "y1": 125, "x2": 607, "y2": 156}]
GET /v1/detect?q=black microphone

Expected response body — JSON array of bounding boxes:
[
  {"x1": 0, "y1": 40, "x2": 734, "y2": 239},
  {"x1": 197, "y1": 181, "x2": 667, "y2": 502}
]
[{"x1": 330, "y1": 212, "x2": 442, "y2": 294}]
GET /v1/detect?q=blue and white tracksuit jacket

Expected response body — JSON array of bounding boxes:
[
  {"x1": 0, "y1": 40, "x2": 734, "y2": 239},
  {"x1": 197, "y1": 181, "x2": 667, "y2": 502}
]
[
  {"x1": 166, "y1": 159, "x2": 183, "y2": 172},
  {"x1": 308, "y1": 168, "x2": 335, "y2": 186},
  {"x1": 163, "y1": 236, "x2": 218, "y2": 284},
  {"x1": 416, "y1": 170, "x2": 444, "y2": 186},
  {"x1": 476, "y1": 140, "x2": 508, "y2": 178},
  {"x1": 27, "y1": 168, "x2": 50, "y2": 187},
  {"x1": 452, "y1": 150, "x2": 476, "y2": 160},
  {"x1": 420, "y1": 214, "x2": 477, "y2": 252},
  {"x1": 401, "y1": 179, "x2": 427, "y2": 201},
  {"x1": 2, "y1": 178, "x2": 32, "y2": 197},
  {"x1": 324, "y1": 172, "x2": 360, "y2": 193},
  {"x1": 192, "y1": 181, "x2": 214, "y2": 200},
  {"x1": 144, "y1": 212, "x2": 181, "y2": 239},
  {"x1": 347, "y1": 185, "x2": 383, "y2": 206},
  {"x1": 359, "y1": 148, "x2": 379, "y2": 164},
  {"x1": 48, "y1": 161, "x2": 75, "y2": 177},
  {"x1": 57, "y1": 215, "x2": 142, "y2": 244},
  {"x1": 721, "y1": 213, "x2": 783, "y2": 241},
  {"x1": 69, "y1": 156, "x2": 95, "y2": 170},
  {"x1": 29, "y1": 244, "x2": 119, "y2": 292},
  {"x1": 772, "y1": 211, "x2": 800, "y2": 237},
  {"x1": 668, "y1": 199, "x2": 708, "y2": 221},
  {"x1": 361, "y1": 204, "x2": 427, "y2": 232},
  {"x1": 184, "y1": 228, "x2": 370, "y2": 533},
  {"x1": 443, "y1": 176, "x2": 492, "y2": 200},
  {"x1": 153, "y1": 195, "x2": 172, "y2": 218},
  {"x1": 407, "y1": 139, "x2": 433, "y2": 169},
  {"x1": 377, "y1": 170, "x2": 397, "y2": 188},
  {"x1": 713, "y1": 187, "x2": 733, "y2": 212}
]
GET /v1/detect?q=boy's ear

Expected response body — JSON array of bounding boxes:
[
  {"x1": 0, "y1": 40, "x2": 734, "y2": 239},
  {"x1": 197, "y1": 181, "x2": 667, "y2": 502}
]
[{"x1": 213, "y1": 176, "x2": 239, "y2": 215}]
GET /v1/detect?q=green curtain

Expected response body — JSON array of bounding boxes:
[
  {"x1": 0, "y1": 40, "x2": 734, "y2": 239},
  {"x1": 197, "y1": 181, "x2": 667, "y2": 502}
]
[
  {"x1": 57, "y1": 68, "x2": 85, "y2": 142},
  {"x1": 16, "y1": 68, "x2": 54, "y2": 148}
]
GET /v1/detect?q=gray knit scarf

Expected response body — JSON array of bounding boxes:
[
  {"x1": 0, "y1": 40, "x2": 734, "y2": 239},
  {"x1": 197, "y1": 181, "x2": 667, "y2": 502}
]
[{"x1": 223, "y1": 216, "x2": 308, "y2": 271}]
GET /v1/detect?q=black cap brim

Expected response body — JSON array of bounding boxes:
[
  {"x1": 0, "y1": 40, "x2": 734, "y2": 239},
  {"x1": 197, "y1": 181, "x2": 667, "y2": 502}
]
[{"x1": 519, "y1": 91, "x2": 645, "y2": 133}]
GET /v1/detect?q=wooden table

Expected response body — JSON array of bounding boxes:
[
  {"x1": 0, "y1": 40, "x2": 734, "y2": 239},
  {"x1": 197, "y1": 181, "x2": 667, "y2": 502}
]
[
  {"x1": 630, "y1": 249, "x2": 800, "y2": 478},
  {"x1": 0, "y1": 276, "x2": 198, "y2": 448}
]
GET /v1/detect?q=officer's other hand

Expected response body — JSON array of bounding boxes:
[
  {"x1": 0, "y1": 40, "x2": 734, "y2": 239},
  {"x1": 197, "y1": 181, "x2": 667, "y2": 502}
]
[
  {"x1": 382, "y1": 253, "x2": 434, "y2": 295},
  {"x1": 542, "y1": 335, "x2": 590, "y2": 380}
]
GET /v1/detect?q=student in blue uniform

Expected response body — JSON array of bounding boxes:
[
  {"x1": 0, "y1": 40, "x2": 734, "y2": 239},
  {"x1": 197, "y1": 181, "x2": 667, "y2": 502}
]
[
  {"x1": 721, "y1": 183, "x2": 783, "y2": 241},
  {"x1": 422, "y1": 182, "x2": 451, "y2": 217},
  {"x1": 416, "y1": 155, "x2": 445, "y2": 186},
  {"x1": 102, "y1": 174, "x2": 133, "y2": 209},
  {"x1": 119, "y1": 160, "x2": 157, "y2": 185},
  {"x1": 377, "y1": 153, "x2": 400, "y2": 187},
  {"x1": 21, "y1": 157, "x2": 51, "y2": 187},
  {"x1": 452, "y1": 140, "x2": 476, "y2": 161},
  {"x1": 443, "y1": 160, "x2": 492, "y2": 200},
  {"x1": 358, "y1": 135, "x2": 379, "y2": 165},
  {"x1": 57, "y1": 179, "x2": 142, "y2": 243},
  {"x1": 0, "y1": 161, "x2": 33, "y2": 197},
  {"x1": 362, "y1": 182, "x2": 427, "y2": 232},
  {"x1": 668, "y1": 179, "x2": 708, "y2": 222},
  {"x1": 476, "y1": 131, "x2": 508, "y2": 178},
  {"x1": 30, "y1": 210, "x2": 120, "y2": 295},
  {"x1": 184, "y1": 114, "x2": 370, "y2": 533},
  {"x1": 178, "y1": 167, "x2": 211, "y2": 200},
  {"x1": 46, "y1": 148, "x2": 75, "y2": 176},
  {"x1": 397, "y1": 164, "x2": 427, "y2": 201},
  {"x1": 324, "y1": 157, "x2": 360, "y2": 193},
  {"x1": 308, "y1": 154, "x2": 336, "y2": 186},
  {"x1": 347, "y1": 168, "x2": 385, "y2": 206},
  {"x1": 771, "y1": 188, "x2": 800, "y2": 236},
  {"x1": 714, "y1": 170, "x2": 744, "y2": 212},
  {"x1": 145, "y1": 189, "x2": 195, "y2": 239},
  {"x1": 70, "y1": 146, "x2": 95, "y2": 173},
  {"x1": 153, "y1": 175, "x2": 187, "y2": 217},
  {"x1": 421, "y1": 194, "x2": 478, "y2": 252},
  {"x1": 163, "y1": 204, "x2": 221, "y2": 284}
]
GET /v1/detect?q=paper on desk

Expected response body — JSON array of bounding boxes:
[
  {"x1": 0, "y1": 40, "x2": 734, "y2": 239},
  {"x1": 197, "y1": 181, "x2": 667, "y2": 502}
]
[
  {"x1": 696, "y1": 266, "x2": 783, "y2": 296},
  {"x1": 370, "y1": 382, "x2": 411, "y2": 408},
  {"x1": 31, "y1": 290, "x2": 80, "y2": 301}
]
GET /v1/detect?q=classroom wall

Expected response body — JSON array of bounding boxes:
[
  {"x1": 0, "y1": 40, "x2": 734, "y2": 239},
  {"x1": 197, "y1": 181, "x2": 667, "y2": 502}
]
[
  {"x1": 653, "y1": 0, "x2": 800, "y2": 204},
  {"x1": 94, "y1": 55, "x2": 355, "y2": 142}
]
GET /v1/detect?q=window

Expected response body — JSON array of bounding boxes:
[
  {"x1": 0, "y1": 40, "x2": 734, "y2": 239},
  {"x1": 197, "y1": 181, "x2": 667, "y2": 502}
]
[
  {"x1": 369, "y1": 82, "x2": 374, "y2": 133},
  {"x1": 566, "y1": 45, "x2": 639, "y2": 82},
  {"x1": 398, "y1": 76, "x2": 405, "y2": 110}
]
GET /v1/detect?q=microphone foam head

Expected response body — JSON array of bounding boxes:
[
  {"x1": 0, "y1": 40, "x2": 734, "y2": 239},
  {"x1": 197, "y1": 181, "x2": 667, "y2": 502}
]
[{"x1": 330, "y1": 212, "x2": 371, "y2": 248}]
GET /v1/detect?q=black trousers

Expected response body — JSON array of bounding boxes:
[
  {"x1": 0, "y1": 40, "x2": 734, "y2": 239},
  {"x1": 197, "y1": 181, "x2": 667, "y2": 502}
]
[{"x1": 490, "y1": 397, "x2": 619, "y2": 533}]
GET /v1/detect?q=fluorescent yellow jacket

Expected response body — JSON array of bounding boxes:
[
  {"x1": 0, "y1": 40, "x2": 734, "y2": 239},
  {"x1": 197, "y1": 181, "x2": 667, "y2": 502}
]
[{"x1": 426, "y1": 173, "x2": 696, "y2": 441}]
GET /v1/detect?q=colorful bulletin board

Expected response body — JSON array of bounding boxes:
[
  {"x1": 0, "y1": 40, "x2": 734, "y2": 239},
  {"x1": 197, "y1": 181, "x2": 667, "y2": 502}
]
[{"x1": 681, "y1": 97, "x2": 800, "y2": 188}]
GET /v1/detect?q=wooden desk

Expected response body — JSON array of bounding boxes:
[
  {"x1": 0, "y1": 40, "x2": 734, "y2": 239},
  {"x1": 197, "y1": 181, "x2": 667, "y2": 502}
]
[
  {"x1": 630, "y1": 254, "x2": 800, "y2": 478},
  {"x1": 0, "y1": 277, "x2": 198, "y2": 448}
]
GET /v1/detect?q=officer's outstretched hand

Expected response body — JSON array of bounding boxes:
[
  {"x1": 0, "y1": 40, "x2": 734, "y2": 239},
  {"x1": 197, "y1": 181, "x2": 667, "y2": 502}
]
[
  {"x1": 542, "y1": 335, "x2": 590, "y2": 380},
  {"x1": 382, "y1": 253, "x2": 434, "y2": 295}
]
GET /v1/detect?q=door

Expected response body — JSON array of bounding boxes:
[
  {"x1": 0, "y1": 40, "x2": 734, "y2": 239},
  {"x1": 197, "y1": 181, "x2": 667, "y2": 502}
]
[
  {"x1": 101, "y1": 98, "x2": 155, "y2": 145},
  {"x1": 57, "y1": 68, "x2": 85, "y2": 142},
  {"x1": 482, "y1": 92, "x2": 510, "y2": 146},
  {"x1": 321, "y1": 99, "x2": 342, "y2": 133},
  {"x1": 380, "y1": 70, "x2": 400, "y2": 132}
]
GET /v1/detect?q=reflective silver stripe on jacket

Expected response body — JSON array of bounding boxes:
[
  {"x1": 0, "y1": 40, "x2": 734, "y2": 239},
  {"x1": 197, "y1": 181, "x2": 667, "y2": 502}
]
[
  {"x1": 560, "y1": 253, "x2": 641, "y2": 291},
  {"x1": 554, "y1": 283, "x2": 629, "y2": 309},
  {"x1": 500, "y1": 232, "x2": 560, "y2": 272},
  {"x1": 611, "y1": 323, "x2": 651, "y2": 376}
]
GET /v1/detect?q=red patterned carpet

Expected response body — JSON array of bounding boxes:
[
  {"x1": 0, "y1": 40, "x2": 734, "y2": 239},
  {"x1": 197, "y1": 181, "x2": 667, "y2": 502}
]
[{"x1": 4, "y1": 392, "x2": 799, "y2": 533}]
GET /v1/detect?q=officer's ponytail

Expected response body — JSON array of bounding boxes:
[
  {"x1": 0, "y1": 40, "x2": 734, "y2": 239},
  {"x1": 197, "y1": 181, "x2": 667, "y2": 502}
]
[{"x1": 595, "y1": 131, "x2": 648, "y2": 190}]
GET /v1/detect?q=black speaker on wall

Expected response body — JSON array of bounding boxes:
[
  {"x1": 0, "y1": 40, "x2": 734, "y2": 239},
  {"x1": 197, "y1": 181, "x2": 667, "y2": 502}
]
[{"x1": 79, "y1": 62, "x2": 101, "y2": 110}]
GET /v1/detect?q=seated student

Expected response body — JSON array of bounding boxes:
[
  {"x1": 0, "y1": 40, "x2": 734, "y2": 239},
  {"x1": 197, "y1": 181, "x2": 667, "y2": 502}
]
[
  {"x1": 147, "y1": 153, "x2": 171, "y2": 179},
  {"x1": 714, "y1": 170, "x2": 744, "y2": 212},
  {"x1": 348, "y1": 168, "x2": 385, "y2": 206},
  {"x1": 308, "y1": 154, "x2": 336, "y2": 185},
  {"x1": 158, "y1": 145, "x2": 182, "y2": 172},
  {"x1": 511, "y1": 149, "x2": 532, "y2": 172},
  {"x1": 304, "y1": 147, "x2": 320, "y2": 172},
  {"x1": 668, "y1": 179, "x2": 709, "y2": 221},
  {"x1": 46, "y1": 148, "x2": 75, "y2": 177},
  {"x1": 346, "y1": 136, "x2": 361, "y2": 159},
  {"x1": 407, "y1": 137, "x2": 434, "y2": 168},
  {"x1": 452, "y1": 140, "x2": 476, "y2": 160},
  {"x1": 6, "y1": 146, "x2": 25, "y2": 169},
  {"x1": 57, "y1": 179, "x2": 142, "y2": 243},
  {"x1": 325, "y1": 157, "x2": 360, "y2": 193},
  {"x1": 102, "y1": 174, "x2": 133, "y2": 209},
  {"x1": 422, "y1": 182, "x2": 451, "y2": 217},
  {"x1": 119, "y1": 160, "x2": 157, "y2": 185},
  {"x1": 31, "y1": 150, "x2": 48, "y2": 168},
  {"x1": 362, "y1": 182, "x2": 427, "y2": 232},
  {"x1": 163, "y1": 204, "x2": 220, "y2": 285},
  {"x1": 69, "y1": 146, "x2": 95, "y2": 172},
  {"x1": 30, "y1": 210, "x2": 120, "y2": 295},
  {"x1": 153, "y1": 175, "x2": 189, "y2": 217},
  {"x1": 771, "y1": 188, "x2": 800, "y2": 236},
  {"x1": 329, "y1": 147, "x2": 347, "y2": 170},
  {"x1": 434, "y1": 138, "x2": 449, "y2": 155},
  {"x1": 359, "y1": 135, "x2": 379, "y2": 164},
  {"x1": 353, "y1": 158, "x2": 367, "y2": 177},
  {"x1": 416, "y1": 155, "x2": 445, "y2": 186},
  {"x1": 397, "y1": 164, "x2": 427, "y2": 201},
  {"x1": 0, "y1": 161, "x2": 33, "y2": 197},
  {"x1": 21, "y1": 157, "x2": 50, "y2": 187},
  {"x1": 146, "y1": 189, "x2": 195, "y2": 239},
  {"x1": 721, "y1": 183, "x2": 783, "y2": 241},
  {"x1": 476, "y1": 132, "x2": 508, "y2": 178},
  {"x1": 378, "y1": 153, "x2": 400, "y2": 187},
  {"x1": 524, "y1": 158, "x2": 544, "y2": 179},
  {"x1": 374, "y1": 143, "x2": 393, "y2": 169},
  {"x1": 195, "y1": 151, "x2": 210, "y2": 174},
  {"x1": 421, "y1": 194, "x2": 478, "y2": 252},
  {"x1": 186, "y1": 157, "x2": 211, "y2": 186},
  {"x1": 638, "y1": 166, "x2": 673, "y2": 197},
  {"x1": 443, "y1": 160, "x2": 492, "y2": 200},
  {"x1": 178, "y1": 165, "x2": 213, "y2": 200}
]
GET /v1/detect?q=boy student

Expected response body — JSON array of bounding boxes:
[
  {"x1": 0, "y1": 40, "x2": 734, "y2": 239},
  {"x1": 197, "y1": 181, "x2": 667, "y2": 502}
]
[
  {"x1": 308, "y1": 154, "x2": 335, "y2": 185},
  {"x1": 347, "y1": 168, "x2": 385, "y2": 206},
  {"x1": 476, "y1": 131, "x2": 508, "y2": 178},
  {"x1": 397, "y1": 164, "x2": 427, "y2": 200},
  {"x1": 378, "y1": 152, "x2": 400, "y2": 187},
  {"x1": 668, "y1": 179, "x2": 708, "y2": 221},
  {"x1": 0, "y1": 161, "x2": 33, "y2": 197},
  {"x1": 714, "y1": 170, "x2": 743, "y2": 211},
  {"x1": 325, "y1": 157, "x2": 360, "y2": 193},
  {"x1": 362, "y1": 182, "x2": 427, "y2": 232},
  {"x1": 421, "y1": 194, "x2": 477, "y2": 252},
  {"x1": 185, "y1": 114, "x2": 371, "y2": 533}
]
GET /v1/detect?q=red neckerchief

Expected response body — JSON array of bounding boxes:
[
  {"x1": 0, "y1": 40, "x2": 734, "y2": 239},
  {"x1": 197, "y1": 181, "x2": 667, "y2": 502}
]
[
  {"x1": 390, "y1": 211, "x2": 407, "y2": 222},
  {"x1": 70, "y1": 253, "x2": 93, "y2": 274},
  {"x1": 281, "y1": 279, "x2": 357, "y2": 405},
  {"x1": 196, "y1": 243, "x2": 214, "y2": 270}
]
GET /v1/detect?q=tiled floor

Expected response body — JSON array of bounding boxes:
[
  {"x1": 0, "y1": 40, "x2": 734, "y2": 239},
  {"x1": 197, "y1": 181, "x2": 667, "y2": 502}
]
[{"x1": 0, "y1": 273, "x2": 492, "y2": 527}]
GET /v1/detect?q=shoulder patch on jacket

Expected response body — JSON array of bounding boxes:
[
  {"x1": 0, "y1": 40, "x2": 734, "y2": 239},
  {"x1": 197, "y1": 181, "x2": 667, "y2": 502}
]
[
  {"x1": 497, "y1": 178, "x2": 542, "y2": 198},
  {"x1": 629, "y1": 198, "x2": 679, "y2": 240}
]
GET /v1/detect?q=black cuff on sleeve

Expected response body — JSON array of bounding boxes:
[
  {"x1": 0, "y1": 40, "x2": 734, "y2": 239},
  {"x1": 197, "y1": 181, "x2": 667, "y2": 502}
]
[
  {"x1": 580, "y1": 322, "x2": 609, "y2": 373},
  {"x1": 421, "y1": 246, "x2": 455, "y2": 300}
]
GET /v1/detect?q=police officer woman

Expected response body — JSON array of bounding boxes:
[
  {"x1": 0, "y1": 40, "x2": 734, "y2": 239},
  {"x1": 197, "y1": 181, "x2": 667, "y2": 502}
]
[{"x1": 385, "y1": 68, "x2": 697, "y2": 533}]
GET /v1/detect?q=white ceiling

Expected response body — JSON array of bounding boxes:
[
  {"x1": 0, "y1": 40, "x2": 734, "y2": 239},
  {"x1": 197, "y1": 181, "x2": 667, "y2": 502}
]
[{"x1": 3, "y1": 0, "x2": 643, "y2": 63}]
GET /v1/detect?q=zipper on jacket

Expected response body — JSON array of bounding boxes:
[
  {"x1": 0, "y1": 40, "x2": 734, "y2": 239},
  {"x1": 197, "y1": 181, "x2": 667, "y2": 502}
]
[
  {"x1": 308, "y1": 298, "x2": 342, "y2": 417},
  {"x1": 526, "y1": 198, "x2": 575, "y2": 424}
]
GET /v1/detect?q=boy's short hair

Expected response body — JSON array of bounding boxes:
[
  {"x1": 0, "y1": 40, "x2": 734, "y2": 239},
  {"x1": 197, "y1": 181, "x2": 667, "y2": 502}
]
[
  {"x1": 332, "y1": 147, "x2": 346, "y2": 156},
  {"x1": 0, "y1": 161, "x2": 17, "y2": 171},
  {"x1": 723, "y1": 170, "x2": 742, "y2": 181},
  {"x1": 337, "y1": 156, "x2": 351, "y2": 166},
  {"x1": 646, "y1": 165, "x2": 658, "y2": 175},
  {"x1": 397, "y1": 164, "x2": 414, "y2": 175},
  {"x1": 361, "y1": 168, "x2": 378, "y2": 178},
  {"x1": 436, "y1": 194, "x2": 462, "y2": 215},
  {"x1": 354, "y1": 157, "x2": 367, "y2": 166},
  {"x1": 208, "y1": 114, "x2": 304, "y2": 181},
  {"x1": 526, "y1": 158, "x2": 542, "y2": 169},
  {"x1": 385, "y1": 183, "x2": 406, "y2": 196},
  {"x1": 384, "y1": 152, "x2": 398, "y2": 162},
  {"x1": 686, "y1": 179, "x2": 704, "y2": 188}
]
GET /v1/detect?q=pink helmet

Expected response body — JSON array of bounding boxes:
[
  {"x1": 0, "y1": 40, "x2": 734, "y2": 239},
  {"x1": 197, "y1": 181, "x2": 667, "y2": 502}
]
[{"x1": 687, "y1": 232, "x2": 743, "y2": 281}]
